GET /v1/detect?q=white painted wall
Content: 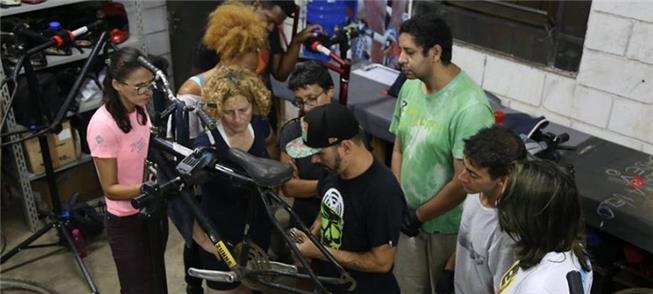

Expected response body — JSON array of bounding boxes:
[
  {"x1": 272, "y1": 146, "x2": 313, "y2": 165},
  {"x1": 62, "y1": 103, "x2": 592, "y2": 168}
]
[
  {"x1": 452, "y1": 0, "x2": 653, "y2": 154},
  {"x1": 123, "y1": 0, "x2": 173, "y2": 81}
]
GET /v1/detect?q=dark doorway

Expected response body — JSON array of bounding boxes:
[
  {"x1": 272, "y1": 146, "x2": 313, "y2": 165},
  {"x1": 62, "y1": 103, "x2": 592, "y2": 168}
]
[{"x1": 166, "y1": 1, "x2": 222, "y2": 89}]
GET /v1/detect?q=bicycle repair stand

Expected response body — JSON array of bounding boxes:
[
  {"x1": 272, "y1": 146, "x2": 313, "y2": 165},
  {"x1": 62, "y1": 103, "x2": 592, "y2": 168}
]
[
  {"x1": 133, "y1": 131, "x2": 356, "y2": 293},
  {"x1": 0, "y1": 28, "x2": 112, "y2": 294},
  {"x1": 131, "y1": 153, "x2": 169, "y2": 294}
]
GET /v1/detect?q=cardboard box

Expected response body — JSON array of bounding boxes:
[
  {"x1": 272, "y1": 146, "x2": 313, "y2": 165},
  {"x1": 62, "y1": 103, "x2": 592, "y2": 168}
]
[
  {"x1": 31, "y1": 159, "x2": 103, "y2": 212},
  {"x1": 22, "y1": 120, "x2": 78, "y2": 175}
]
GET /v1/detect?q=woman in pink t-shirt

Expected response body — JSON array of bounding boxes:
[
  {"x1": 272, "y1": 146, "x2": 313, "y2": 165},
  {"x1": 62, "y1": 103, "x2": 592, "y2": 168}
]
[{"x1": 87, "y1": 47, "x2": 167, "y2": 294}]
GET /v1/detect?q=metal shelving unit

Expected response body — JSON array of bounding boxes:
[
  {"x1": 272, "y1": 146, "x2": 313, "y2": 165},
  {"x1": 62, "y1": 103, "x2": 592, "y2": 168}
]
[
  {"x1": 0, "y1": 0, "x2": 90, "y2": 17},
  {"x1": 27, "y1": 154, "x2": 92, "y2": 182},
  {"x1": 0, "y1": 59, "x2": 39, "y2": 231},
  {"x1": 1, "y1": 0, "x2": 146, "y2": 232}
]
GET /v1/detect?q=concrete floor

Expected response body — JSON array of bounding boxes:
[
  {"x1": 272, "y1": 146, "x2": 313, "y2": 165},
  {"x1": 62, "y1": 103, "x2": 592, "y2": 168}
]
[
  {"x1": 0, "y1": 199, "x2": 186, "y2": 294},
  {"x1": 1, "y1": 194, "x2": 297, "y2": 294},
  {"x1": 0, "y1": 102, "x2": 302, "y2": 294}
]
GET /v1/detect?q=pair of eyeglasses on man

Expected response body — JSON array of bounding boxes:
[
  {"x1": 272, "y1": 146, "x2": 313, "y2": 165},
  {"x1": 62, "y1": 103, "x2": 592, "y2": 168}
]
[
  {"x1": 292, "y1": 89, "x2": 325, "y2": 108},
  {"x1": 120, "y1": 79, "x2": 157, "y2": 95}
]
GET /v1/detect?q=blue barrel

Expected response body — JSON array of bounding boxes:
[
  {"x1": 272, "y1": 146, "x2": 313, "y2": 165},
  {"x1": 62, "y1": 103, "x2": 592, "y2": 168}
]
[{"x1": 304, "y1": 0, "x2": 357, "y2": 61}]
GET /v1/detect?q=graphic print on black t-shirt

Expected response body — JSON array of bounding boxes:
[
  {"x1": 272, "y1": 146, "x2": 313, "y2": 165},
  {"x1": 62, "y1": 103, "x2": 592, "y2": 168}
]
[
  {"x1": 320, "y1": 188, "x2": 344, "y2": 249},
  {"x1": 313, "y1": 160, "x2": 405, "y2": 293}
]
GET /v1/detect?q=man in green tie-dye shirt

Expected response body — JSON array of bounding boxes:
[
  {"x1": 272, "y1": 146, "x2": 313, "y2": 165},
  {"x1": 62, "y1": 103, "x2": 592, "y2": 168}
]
[{"x1": 390, "y1": 15, "x2": 494, "y2": 294}]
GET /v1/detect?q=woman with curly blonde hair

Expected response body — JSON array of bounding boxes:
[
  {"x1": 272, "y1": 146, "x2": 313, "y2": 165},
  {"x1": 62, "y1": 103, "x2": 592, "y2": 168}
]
[
  {"x1": 190, "y1": 0, "x2": 323, "y2": 132},
  {"x1": 176, "y1": 2, "x2": 268, "y2": 142},
  {"x1": 192, "y1": 66, "x2": 277, "y2": 294},
  {"x1": 175, "y1": 5, "x2": 277, "y2": 294},
  {"x1": 203, "y1": 1, "x2": 268, "y2": 73},
  {"x1": 202, "y1": 66, "x2": 271, "y2": 120},
  {"x1": 191, "y1": 0, "x2": 322, "y2": 80}
]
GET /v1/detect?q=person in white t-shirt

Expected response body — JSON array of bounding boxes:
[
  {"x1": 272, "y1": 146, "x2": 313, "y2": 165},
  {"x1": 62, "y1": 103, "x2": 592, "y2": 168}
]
[{"x1": 496, "y1": 160, "x2": 593, "y2": 294}]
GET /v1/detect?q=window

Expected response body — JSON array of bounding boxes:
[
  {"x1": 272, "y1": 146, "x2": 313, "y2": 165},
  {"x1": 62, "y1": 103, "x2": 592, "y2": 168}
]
[{"x1": 414, "y1": 0, "x2": 592, "y2": 72}]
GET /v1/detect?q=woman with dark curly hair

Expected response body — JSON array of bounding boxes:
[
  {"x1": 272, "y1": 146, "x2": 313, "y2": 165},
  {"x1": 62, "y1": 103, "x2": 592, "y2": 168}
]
[
  {"x1": 192, "y1": 66, "x2": 275, "y2": 294},
  {"x1": 496, "y1": 160, "x2": 593, "y2": 294}
]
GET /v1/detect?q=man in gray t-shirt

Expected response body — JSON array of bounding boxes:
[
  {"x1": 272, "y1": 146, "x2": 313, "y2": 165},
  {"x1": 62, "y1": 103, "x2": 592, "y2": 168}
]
[
  {"x1": 455, "y1": 193, "x2": 514, "y2": 293},
  {"x1": 441, "y1": 125, "x2": 526, "y2": 294}
]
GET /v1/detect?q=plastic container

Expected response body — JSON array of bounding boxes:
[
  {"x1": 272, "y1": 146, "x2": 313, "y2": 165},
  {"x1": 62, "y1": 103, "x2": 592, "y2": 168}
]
[
  {"x1": 304, "y1": 0, "x2": 350, "y2": 61},
  {"x1": 46, "y1": 21, "x2": 62, "y2": 38},
  {"x1": 48, "y1": 21, "x2": 62, "y2": 32},
  {"x1": 71, "y1": 228, "x2": 87, "y2": 258}
]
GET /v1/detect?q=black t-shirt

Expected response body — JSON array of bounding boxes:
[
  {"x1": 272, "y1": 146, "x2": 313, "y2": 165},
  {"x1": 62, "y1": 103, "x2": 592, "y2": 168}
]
[
  {"x1": 313, "y1": 160, "x2": 405, "y2": 293},
  {"x1": 279, "y1": 118, "x2": 328, "y2": 227}
]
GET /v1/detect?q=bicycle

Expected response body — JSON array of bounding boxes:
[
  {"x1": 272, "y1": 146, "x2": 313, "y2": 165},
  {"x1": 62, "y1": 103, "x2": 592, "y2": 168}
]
[{"x1": 137, "y1": 138, "x2": 356, "y2": 293}]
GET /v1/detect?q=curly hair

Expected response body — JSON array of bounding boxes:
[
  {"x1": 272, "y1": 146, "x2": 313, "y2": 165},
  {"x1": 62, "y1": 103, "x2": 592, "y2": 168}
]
[
  {"x1": 202, "y1": 66, "x2": 271, "y2": 119},
  {"x1": 202, "y1": 2, "x2": 268, "y2": 61}
]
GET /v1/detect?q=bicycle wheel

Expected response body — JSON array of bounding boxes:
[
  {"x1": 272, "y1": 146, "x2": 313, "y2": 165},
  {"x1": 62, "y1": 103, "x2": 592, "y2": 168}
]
[{"x1": 0, "y1": 278, "x2": 58, "y2": 294}]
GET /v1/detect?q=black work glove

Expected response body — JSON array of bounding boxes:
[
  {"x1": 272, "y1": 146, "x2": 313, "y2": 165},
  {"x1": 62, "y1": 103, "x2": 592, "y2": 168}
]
[
  {"x1": 435, "y1": 269, "x2": 455, "y2": 294},
  {"x1": 401, "y1": 206, "x2": 423, "y2": 237}
]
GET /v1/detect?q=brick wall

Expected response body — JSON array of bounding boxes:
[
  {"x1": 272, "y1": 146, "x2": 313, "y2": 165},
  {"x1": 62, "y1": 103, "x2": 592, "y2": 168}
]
[{"x1": 452, "y1": 0, "x2": 653, "y2": 154}]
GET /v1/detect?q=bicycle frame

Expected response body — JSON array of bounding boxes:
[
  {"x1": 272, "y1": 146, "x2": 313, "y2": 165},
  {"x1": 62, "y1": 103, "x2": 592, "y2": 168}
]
[{"x1": 135, "y1": 105, "x2": 355, "y2": 293}]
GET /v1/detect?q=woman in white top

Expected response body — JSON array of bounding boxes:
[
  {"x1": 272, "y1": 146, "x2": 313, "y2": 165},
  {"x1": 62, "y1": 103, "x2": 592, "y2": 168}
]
[{"x1": 496, "y1": 159, "x2": 593, "y2": 294}]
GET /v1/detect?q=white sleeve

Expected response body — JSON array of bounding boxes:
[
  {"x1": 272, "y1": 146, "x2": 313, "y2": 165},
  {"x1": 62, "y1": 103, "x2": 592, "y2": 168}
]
[
  {"x1": 166, "y1": 94, "x2": 202, "y2": 140},
  {"x1": 488, "y1": 231, "x2": 517, "y2": 291}
]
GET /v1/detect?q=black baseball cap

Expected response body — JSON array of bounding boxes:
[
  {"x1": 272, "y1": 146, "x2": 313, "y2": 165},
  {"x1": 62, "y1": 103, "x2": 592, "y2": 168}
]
[{"x1": 286, "y1": 103, "x2": 359, "y2": 158}]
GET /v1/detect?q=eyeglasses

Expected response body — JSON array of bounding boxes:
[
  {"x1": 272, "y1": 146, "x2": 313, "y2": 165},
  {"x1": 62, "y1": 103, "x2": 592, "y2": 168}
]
[
  {"x1": 119, "y1": 79, "x2": 156, "y2": 95},
  {"x1": 293, "y1": 89, "x2": 325, "y2": 108}
]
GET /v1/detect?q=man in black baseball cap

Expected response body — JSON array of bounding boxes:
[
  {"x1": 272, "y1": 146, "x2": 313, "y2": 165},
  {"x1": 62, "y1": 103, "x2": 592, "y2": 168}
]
[
  {"x1": 288, "y1": 103, "x2": 406, "y2": 293},
  {"x1": 286, "y1": 103, "x2": 360, "y2": 161}
]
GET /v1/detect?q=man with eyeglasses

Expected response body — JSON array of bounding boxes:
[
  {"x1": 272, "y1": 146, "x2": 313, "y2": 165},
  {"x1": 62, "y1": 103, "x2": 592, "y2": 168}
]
[{"x1": 278, "y1": 60, "x2": 334, "y2": 230}]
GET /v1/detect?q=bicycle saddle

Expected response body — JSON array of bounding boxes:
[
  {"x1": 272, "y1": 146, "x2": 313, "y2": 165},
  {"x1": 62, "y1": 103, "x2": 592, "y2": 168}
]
[{"x1": 227, "y1": 148, "x2": 293, "y2": 188}]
